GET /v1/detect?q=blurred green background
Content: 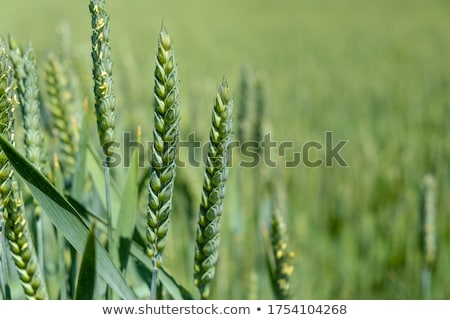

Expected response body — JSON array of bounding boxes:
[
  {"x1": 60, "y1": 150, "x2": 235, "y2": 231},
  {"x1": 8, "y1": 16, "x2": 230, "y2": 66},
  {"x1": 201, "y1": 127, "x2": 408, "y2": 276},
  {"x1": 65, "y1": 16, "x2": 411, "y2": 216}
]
[{"x1": 1, "y1": 0, "x2": 449, "y2": 299}]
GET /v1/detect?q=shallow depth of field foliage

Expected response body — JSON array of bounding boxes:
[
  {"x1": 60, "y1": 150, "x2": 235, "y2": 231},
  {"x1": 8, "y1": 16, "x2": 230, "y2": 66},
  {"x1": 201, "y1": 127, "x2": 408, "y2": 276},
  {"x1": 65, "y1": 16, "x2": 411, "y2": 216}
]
[{"x1": 1, "y1": 0, "x2": 450, "y2": 299}]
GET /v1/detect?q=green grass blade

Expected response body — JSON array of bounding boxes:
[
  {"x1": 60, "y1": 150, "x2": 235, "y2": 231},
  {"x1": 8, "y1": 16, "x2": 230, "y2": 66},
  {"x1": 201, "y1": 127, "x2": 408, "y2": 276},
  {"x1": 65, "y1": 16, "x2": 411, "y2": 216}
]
[
  {"x1": 0, "y1": 134, "x2": 136, "y2": 299},
  {"x1": 75, "y1": 223, "x2": 97, "y2": 300},
  {"x1": 116, "y1": 147, "x2": 139, "y2": 272}
]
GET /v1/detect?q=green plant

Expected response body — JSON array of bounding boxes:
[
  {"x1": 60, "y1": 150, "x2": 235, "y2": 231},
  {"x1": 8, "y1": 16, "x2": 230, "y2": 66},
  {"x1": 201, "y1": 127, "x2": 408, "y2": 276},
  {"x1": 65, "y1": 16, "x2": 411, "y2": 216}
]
[
  {"x1": 419, "y1": 174, "x2": 437, "y2": 299},
  {"x1": 146, "y1": 26, "x2": 180, "y2": 299},
  {"x1": 0, "y1": 38, "x2": 48, "y2": 300},
  {"x1": 264, "y1": 207, "x2": 295, "y2": 300},
  {"x1": 194, "y1": 78, "x2": 233, "y2": 299},
  {"x1": 8, "y1": 37, "x2": 50, "y2": 270},
  {"x1": 44, "y1": 52, "x2": 78, "y2": 185}
]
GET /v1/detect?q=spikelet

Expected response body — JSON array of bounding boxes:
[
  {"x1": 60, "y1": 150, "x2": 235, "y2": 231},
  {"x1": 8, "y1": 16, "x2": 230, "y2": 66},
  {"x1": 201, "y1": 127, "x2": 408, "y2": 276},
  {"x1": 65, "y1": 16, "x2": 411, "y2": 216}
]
[
  {"x1": 45, "y1": 52, "x2": 77, "y2": 182},
  {"x1": 194, "y1": 78, "x2": 233, "y2": 299},
  {"x1": 89, "y1": 0, "x2": 115, "y2": 157},
  {"x1": 236, "y1": 65, "x2": 251, "y2": 142},
  {"x1": 0, "y1": 39, "x2": 48, "y2": 299},
  {"x1": 146, "y1": 26, "x2": 180, "y2": 269},
  {"x1": 269, "y1": 209, "x2": 295, "y2": 299},
  {"x1": 8, "y1": 36, "x2": 50, "y2": 180},
  {"x1": 419, "y1": 174, "x2": 437, "y2": 269}
]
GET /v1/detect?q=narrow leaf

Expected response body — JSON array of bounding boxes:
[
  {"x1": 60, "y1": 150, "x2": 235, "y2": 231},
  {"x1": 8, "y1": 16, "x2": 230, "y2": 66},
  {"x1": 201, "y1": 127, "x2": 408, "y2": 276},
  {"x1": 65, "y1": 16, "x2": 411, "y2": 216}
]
[{"x1": 75, "y1": 223, "x2": 97, "y2": 300}]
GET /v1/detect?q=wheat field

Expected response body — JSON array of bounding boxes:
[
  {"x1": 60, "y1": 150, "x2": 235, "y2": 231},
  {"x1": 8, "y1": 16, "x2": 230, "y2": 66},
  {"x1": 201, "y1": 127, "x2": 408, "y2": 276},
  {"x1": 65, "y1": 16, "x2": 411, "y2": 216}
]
[{"x1": 0, "y1": 0, "x2": 449, "y2": 299}]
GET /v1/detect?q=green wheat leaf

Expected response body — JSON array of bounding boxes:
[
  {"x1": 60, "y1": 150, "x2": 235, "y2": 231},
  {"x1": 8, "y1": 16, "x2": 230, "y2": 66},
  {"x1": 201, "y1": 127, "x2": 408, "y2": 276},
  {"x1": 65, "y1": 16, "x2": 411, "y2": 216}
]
[
  {"x1": 75, "y1": 223, "x2": 97, "y2": 300},
  {"x1": 0, "y1": 134, "x2": 136, "y2": 299}
]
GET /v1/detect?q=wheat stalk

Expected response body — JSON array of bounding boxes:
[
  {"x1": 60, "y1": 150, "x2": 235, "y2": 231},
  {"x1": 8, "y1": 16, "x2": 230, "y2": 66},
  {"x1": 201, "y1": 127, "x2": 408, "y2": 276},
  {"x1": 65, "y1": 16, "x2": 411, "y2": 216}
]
[
  {"x1": 0, "y1": 39, "x2": 48, "y2": 299},
  {"x1": 89, "y1": 0, "x2": 117, "y2": 299},
  {"x1": 146, "y1": 26, "x2": 180, "y2": 299},
  {"x1": 194, "y1": 78, "x2": 233, "y2": 299}
]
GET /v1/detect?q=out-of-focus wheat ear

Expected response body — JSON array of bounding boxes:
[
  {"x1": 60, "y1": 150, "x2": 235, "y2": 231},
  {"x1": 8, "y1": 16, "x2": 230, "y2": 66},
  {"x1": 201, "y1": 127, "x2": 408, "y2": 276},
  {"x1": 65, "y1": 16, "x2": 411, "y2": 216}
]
[
  {"x1": 45, "y1": 52, "x2": 77, "y2": 184},
  {"x1": 146, "y1": 26, "x2": 180, "y2": 299},
  {"x1": 253, "y1": 77, "x2": 267, "y2": 154},
  {"x1": 89, "y1": 0, "x2": 115, "y2": 158},
  {"x1": 194, "y1": 78, "x2": 233, "y2": 299},
  {"x1": 419, "y1": 174, "x2": 437, "y2": 299},
  {"x1": 269, "y1": 209, "x2": 295, "y2": 300},
  {"x1": 0, "y1": 39, "x2": 48, "y2": 299},
  {"x1": 55, "y1": 22, "x2": 83, "y2": 113},
  {"x1": 236, "y1": 65, "x2": 251, "y2": 143},
  {"x1": 419, "y1": 174, "x2": 437, "y2": 268}
]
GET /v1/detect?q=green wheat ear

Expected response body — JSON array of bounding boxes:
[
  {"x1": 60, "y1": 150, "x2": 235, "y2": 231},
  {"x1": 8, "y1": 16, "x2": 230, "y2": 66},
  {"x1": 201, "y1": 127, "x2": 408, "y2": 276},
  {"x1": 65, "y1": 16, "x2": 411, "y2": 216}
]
[
  {"x1": 269, "y1": 209, "x2": 295, "y2": 300},
  {"x1": 0, "y1": 39, "x2": 48, "y2": 299},
  {"x1": 8, "y1": 36, "x2": 50, "y2": 179},
  {"x1": 146, "y1": 26, "x2": 180, "y2": 269},
  {"x1": 419, "y1": 174, "x2": 437, "y2": 299},
  {"x1": 236, "y1": 65, "x2": 252, "y2": 142},
  {"x1": 194, "y1": 78, "x2": 233, "y2": 299},
  {"x1": 45, "y1": 52, "x2": 77, "y2": 183},
  {"x1": 89, "y1": 0, "x2": 115, "y2": 157},
  {"x1": 420, "y1": 174, "x2": 437, "y2": 269}
]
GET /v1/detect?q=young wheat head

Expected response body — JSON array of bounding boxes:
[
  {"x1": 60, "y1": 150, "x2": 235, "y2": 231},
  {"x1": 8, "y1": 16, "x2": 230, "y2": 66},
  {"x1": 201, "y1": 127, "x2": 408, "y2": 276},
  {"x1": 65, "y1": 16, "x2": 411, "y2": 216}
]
[
  {"x1": 0, "y1": 39, "x2": 48, "y2": 299},
  {"x1": 146, "y1": 26, "x2": 180, "y2": 269},
  {"x1": 89, "y1": 0, "x2": 115, "y2": 158},
  {"x1": 194, "y1": 78, "x2": 233, "y2": 299}
]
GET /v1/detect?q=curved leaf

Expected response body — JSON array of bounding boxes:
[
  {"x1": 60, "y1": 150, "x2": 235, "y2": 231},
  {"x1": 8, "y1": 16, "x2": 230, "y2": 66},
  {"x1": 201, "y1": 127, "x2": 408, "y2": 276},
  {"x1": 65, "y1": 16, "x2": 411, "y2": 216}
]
[
  {"x1": 0, "y1": 134, "x2": 136, "y2": 299},
  {"x1": 75, "y1": 223, "x2": 97, "y2": 300}
]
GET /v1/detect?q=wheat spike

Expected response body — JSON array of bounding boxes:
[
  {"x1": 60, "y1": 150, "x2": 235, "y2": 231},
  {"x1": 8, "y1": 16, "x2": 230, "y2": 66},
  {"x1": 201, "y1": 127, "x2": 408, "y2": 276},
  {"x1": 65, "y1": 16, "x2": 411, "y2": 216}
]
[
  {"x1": 0, "y1": 39, "x2": 48, "y2": 299},
  {"x1": 270, "y1": 209, "x2": 295, "y2": 299},
  {"x1": 45, "y1": 52, "x2": 77, "y2": 183},
  {"x1": 194, "y1": 78, "x2": 233, "y2": 299},
  {"x1": 146, "y1": 26, "x2": 180, "y2": 269},
  {"x1": 89, "y1": 0, "x2": 116, "y2": 157}
]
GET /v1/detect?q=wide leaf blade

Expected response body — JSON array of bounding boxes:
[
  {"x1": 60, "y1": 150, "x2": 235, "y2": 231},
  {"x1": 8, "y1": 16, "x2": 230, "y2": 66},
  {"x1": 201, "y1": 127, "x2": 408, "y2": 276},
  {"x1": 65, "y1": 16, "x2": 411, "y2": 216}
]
[
  {"x1": 75, "y1": 223, "x2": 97, "y2": 300},
  {"x1": 0, "y1": 134, "x2": 136, "y2": 299}
]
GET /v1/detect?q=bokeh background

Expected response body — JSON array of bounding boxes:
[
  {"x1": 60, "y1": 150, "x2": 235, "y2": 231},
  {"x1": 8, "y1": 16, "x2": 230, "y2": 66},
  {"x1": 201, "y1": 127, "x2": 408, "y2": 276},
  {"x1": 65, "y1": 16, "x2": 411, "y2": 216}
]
[{"x1": 1, "y1": 0, "x2": 449, "y2": 299}]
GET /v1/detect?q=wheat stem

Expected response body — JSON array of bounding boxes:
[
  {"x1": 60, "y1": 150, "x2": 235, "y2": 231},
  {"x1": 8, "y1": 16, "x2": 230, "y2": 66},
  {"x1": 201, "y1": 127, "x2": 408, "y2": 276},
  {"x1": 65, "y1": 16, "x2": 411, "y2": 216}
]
[{"x1": 89, "y1": 0, "x2": 116, "y2": 299}]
